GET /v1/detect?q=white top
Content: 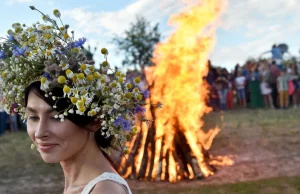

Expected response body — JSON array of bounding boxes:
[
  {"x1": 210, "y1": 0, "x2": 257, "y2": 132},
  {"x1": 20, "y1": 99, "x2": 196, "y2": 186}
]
[
  {"x1": 235, "y1": 76, "x2": 246, "y2": 89},
  {"x1": 81, "y1": 172, "x2": 132, "y2": 194}
]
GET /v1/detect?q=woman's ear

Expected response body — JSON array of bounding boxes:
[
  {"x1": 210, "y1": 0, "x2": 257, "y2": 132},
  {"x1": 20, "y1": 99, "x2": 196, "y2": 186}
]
[{"x1": 86, "y1": 119, "x2": 102, "y2": 132}]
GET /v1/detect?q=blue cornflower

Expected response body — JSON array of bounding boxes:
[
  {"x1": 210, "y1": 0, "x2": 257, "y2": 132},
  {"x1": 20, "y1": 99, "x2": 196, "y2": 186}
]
[
  {"x1": 7, "y1": 34, "x2": 15, "y2": 42},
  {"x1": 114, "y1": 116, "x2": 132, "y2": 131},
  {"x1": 114, "y1": 116, "x2": 124, "y2": 127},
  {"x1": 67, "y1": 42, "x2": 72, "y2": 48},
  {"x1": 0, "y1": 50, "x2": 5, "y2": 59},
  {"x1": 121, "y1": 120, "x2": 132, "y2": 131},
  {"x1": 12, "y1": 46, "x2": 27, "y2": 56},
  {"x1": 133, "y1": 106, "x2": 146, "y2": 115},
  {"x1": 42, "y1": 72, "x2": 52, "y2": 80},
  {"x1": 143, "y1": 90, "x2": 150, "y2": 99},
  {"x1": 73, "y1": 37, "x2": 87, "y2": 48}
]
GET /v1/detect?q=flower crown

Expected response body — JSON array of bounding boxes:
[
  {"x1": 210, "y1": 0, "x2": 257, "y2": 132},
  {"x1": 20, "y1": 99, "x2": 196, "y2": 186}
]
[{"x1": 0, "y1": 6, "x2": 150, "y2": 154}]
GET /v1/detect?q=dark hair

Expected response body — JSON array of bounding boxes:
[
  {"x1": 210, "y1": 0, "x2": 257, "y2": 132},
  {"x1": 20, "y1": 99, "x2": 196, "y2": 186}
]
[{"x1": 25, "y1": 81, "x2": 118, "y2": 170}]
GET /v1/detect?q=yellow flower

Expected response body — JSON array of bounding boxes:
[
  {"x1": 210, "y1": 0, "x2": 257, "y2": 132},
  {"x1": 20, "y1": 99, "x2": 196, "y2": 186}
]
[
  {"x1": 7, "y1": 29, "x2": 13, "y2": 35},
  {"x1": 57, "y1": 76, "x2": 66, "y2": 84},
  {"x1": 40, "y1": 77, "x2": 46, "y2": 84},
  {"x1": 1, "y1": 72, "x2": 7, "y2": 78},
  {"x1": 64, "y1": 34, "x2": 69, "y2": 39},
  {"x1": 134, "y1": 77, "x2": 141, "y2": 84},
  {"x1": 89, "y1": 66, "x2": 95, "y2": 72},
  {"x1": 63, "y1": 85, "x2": 71, "y2": 94},
  {"x1": 136, "y1": 94, "x2": 143, "y2": 101},
  {"x1": 111, "y1": 82, "x2": 117, "y2": 88},
  {"x1": 77, "y1": 100, "x2": 84, "y2": 107},
  {"x1": 80, "y1": 63, "x2": 86, "y2": 71},
  {"x1": 102, "y1": 61, "x2": 108, "y2": 67},
  {"x1": 88, "y1": 110, "x2": 97, "y2": 116},
  {"x1": 93, "y1": 72, "x2": 100, "y2": 79},
  {"x1": 78, "y1": 73, "x2": 85, "y2": 80},
  {"x1": 125, "y1": 92, "x2": 132, "y2": 99},
  {"x1": 115, "y1": 71, "x2": 121, "y2": 76},
  {"x1": 78, "y1": 106, "x2": 86, "y2": 113},
  {"x1": 53, "y1": 9, "x2": 61, "y2": 17},
  {"x1": 44, "y1": 34, "x2": 51, "y2": 39},
  {"x1": 126, "y1": 84, "x2": 133, "y2": 89},
  {"x1": 72, "y1": 48, "x2": 79, "y2": 53},
  {"x1": 87, "y1": 74, "x2": 93, "y2": 82},
  {"x1": 101, "y1": 48, "x2": 108, "y2": 55},
  {"x1": 70, "y1": 97, "x2": 77, "y2": 104},
  {"x1": 118, "y1": 77, "x2": 123, "y2": 83}
]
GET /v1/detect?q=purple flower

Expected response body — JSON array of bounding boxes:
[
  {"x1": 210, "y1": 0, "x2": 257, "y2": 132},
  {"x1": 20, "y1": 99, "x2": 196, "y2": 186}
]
[
  {"x1": 0, "y1": 50, "x2": 5, "y2": 59},
  {"x1": 12, "y1": 46, "x2": 27, "y2": 56},
  {"x1": 143, "y1": 90, "x2": 150, "y2": 99},
  {"x1": 121, "y1": 120, "x2": 132, "y2": 131},
  {"x1": 74, "y1": 37, "x2": 87, "y2": 48},
  {"x1": 133, "y1": 106, "x2": 146, "y2": 115},
  {"x1": 114, "y1": 116, "x2": 132, "y2": 131},
  {"x1": 7, "y1": 34, "x2": 15, "y2": 42},
  {"x1": 42, "y1": 72, "x2": 52, "y2": 80}
]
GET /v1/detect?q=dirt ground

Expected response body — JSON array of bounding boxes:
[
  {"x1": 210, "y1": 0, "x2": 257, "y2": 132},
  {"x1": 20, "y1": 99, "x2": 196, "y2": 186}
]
[
  {"x1": 130, "y1": 109, "x2": 300, "y2": 191},
  {"x1": 0, "y1": 109, "x2": 299, "y2": 193}
]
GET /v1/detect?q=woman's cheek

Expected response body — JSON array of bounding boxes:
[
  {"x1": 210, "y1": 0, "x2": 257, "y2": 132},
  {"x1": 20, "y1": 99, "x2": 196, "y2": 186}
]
[{"x1": 26, "y1": 122, "x2": 36, "y2": 141}]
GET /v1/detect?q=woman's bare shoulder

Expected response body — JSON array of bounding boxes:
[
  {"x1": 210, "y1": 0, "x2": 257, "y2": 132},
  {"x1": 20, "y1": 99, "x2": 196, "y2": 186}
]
[{"x1": 90, "y1": 180, "x2": 127, "y2": 194}]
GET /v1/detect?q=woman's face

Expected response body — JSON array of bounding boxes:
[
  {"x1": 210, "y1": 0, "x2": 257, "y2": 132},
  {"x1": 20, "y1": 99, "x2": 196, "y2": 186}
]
[{"x1": 26, "y1": 91, "x2": 89, "y2": 163}]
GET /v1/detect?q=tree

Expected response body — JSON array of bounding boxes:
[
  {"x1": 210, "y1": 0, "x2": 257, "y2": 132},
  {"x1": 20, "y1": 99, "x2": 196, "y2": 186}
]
[{"x1": 112, "y1": 16, "x2": 161, "y2": 72}]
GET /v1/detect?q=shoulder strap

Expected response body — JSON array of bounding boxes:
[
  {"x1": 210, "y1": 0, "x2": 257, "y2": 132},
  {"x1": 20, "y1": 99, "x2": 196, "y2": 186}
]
[{"x1": 81, "y1": 172, "x2": 132, "y2": 194}]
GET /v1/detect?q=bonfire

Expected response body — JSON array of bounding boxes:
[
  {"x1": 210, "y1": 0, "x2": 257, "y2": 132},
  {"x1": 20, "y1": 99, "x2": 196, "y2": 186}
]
[{"x1": 119, "y1": 0, "x2": 232, "y2": 182}]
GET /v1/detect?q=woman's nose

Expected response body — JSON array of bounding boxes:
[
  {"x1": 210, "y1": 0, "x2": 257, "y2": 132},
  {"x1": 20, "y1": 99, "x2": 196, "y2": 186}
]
[{"x1": 35, "y1": 118, "x2": 49, "y2": 139}]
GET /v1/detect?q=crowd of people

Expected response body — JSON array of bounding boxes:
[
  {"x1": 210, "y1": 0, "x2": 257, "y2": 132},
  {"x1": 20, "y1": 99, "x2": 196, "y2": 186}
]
[
  {"x1": 1, "y1": 58, "x2": 300, "y2": 135},
  {"x1": 206, "y1": 59, "x2": 300, "y2": 111}
]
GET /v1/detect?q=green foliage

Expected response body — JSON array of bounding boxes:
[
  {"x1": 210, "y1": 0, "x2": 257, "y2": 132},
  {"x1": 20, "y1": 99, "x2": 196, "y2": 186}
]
[{"x1": 112, "y1": 16, "x2": 161, "y2": 71}]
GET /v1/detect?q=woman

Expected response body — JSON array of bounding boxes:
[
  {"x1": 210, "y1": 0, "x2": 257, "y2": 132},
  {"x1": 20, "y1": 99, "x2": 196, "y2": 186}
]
[
  {"x1": 260, "y1": 63, "x2": 274, "y2": 108},
  {"x1": 249, "y1": 64, "x2": 264, "y2": 109},
  {"x1": 26, "y1": 82, "x2": 131, "y2": 194},
  {"x1": 0, "y1": 7, "x2": 148, "y2": 194}
]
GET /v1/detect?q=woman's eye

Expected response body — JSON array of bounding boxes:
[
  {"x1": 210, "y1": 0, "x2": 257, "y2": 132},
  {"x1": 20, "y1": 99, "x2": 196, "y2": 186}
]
[{"x1": 28, "y1": 116, "x2": 39, "y2": 121}]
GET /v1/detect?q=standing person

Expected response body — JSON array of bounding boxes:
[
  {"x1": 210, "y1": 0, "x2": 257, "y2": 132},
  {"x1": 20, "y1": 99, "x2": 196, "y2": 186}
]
[
  {"x1": 277, "y1": 69, "x2": 289, "y2": 109},
  {"x1": 235, "y1": 71, "x2": 247, "y2": 108},
  {"x1": 249, "y1": 64, "x2": 264, "y2": 109},
  {"x1": 288, "y1": 69, "x2": 299, "y2": 108},
  {"x1": 206, "y1": 60, "x2": 219, "y2": 111},
  {"x1": 9, "y1": 103, "x2": 19, "y2": 132},
  {"x1": 0, "y1": 7, "x2": 143, "y2": 194},
  {"x1": 0, "y1": 106, "x2": 7, "y2": 136},
  {"x1": 226, "y1": 74, "x2": 234, "y2": 110},
  {"x1": 216, "y1": 71, "x2": 229, "y2": 111},
  {"x1": 270, "y1": 61, "x2": 280, "y2": 108},
  {"x1": 260, "y1": 63, "x2": 274, "y2": 108}
]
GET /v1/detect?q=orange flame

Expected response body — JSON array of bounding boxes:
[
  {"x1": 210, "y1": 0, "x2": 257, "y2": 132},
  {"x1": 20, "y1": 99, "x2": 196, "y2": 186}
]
[
  {"x1": 148, "y1": 0, "x2": 226, "y2": 182},
  {"x1": 119, "y1": 0, "x2": 230, "y2": 183}
]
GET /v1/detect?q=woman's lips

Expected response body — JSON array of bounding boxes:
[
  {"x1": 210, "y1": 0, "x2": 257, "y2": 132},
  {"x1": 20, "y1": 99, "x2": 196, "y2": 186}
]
[{"x1": 38, "y1": 144, "x2": 57, "y2": 152}]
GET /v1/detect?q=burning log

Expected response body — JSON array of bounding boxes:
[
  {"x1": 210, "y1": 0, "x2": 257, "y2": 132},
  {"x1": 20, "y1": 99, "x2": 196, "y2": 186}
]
[{"x1": 118, "y1": 0, "x2": 228, "y2": 182}]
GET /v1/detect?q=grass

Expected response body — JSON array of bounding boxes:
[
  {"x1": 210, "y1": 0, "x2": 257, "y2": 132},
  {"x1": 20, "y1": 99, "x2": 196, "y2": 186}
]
[{"x1": 1, "y1": 108, "x2": 300, "y2": 193}]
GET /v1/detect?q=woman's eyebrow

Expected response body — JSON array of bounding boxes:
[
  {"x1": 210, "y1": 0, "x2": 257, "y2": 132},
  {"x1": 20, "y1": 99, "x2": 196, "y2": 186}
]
[{"x1": 26, "y1": 106, "x2": 55, "y2": 114}]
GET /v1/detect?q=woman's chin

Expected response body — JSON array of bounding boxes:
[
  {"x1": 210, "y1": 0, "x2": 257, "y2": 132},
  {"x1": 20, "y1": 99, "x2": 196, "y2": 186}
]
[{"x1": 40, "y1": 153, "x2": 60, "y2": 163}]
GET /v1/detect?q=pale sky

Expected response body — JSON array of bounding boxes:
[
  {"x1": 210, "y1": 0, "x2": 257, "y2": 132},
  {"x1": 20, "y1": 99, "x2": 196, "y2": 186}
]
[{"x1": 1, "y1": 0, "x2": 299, "y2": 71}]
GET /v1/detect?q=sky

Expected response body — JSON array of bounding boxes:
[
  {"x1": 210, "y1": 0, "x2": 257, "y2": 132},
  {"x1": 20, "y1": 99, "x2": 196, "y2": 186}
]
[{"x1": 0, "y1": 0, "x2": 299, "y2": 71}]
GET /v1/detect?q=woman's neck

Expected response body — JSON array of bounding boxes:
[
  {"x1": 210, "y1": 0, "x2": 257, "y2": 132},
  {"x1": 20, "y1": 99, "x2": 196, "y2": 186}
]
[{"x1": 60, "y1": 140, "x2": 115, "y2": 191}]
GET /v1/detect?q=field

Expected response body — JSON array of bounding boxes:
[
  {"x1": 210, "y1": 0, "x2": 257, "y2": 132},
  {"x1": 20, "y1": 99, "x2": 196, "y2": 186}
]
[{"x1": 0, "y1": 108, "x2": 300, "y2": 194}]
